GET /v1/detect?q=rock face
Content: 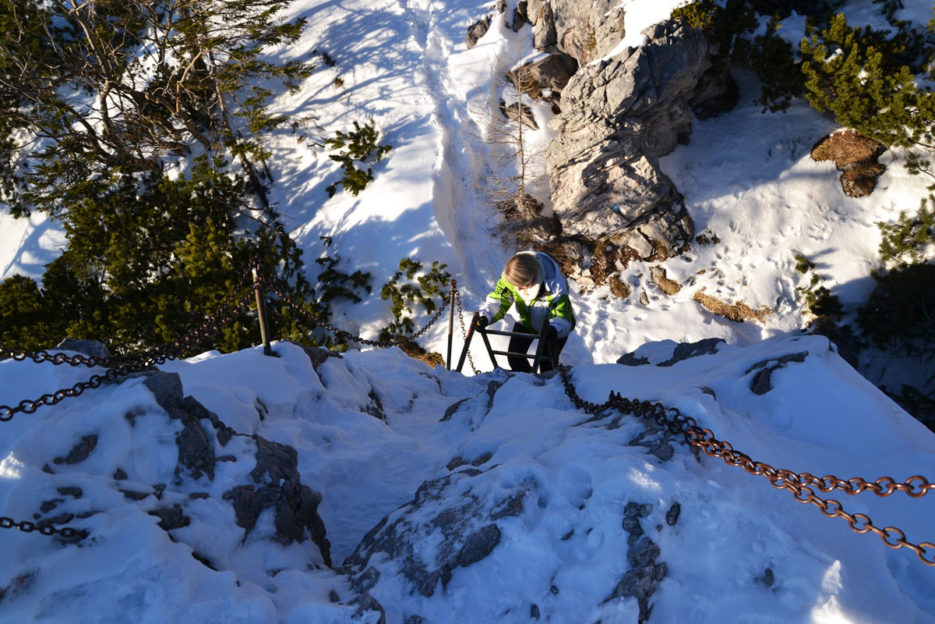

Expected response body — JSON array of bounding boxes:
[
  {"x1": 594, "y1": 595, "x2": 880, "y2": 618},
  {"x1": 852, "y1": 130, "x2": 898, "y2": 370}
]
[
  {"x1": 507, "y1": 52, "x2": 578, "y2": 114},
  {"x1": 342, "y1": 466, "x2": 510, "y2": 600},
  {"x1": 546, "y1": 19, "x2": 718, "y2": 264},
  {"x1": 524, "y1": 0, "x2": 626, "y2": 63},
  {"x1": 143, "y1": 370, "x2": 332, "y2": 565},
  {"x1": 473, "y1": 1, "x2": 736, "y2": 280}
]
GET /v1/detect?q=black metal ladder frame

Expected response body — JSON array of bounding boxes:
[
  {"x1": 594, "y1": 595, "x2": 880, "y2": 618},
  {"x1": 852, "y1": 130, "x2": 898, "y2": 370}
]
[{"x1": 455, "y1": 313, "x2": 556, "y2": 374}]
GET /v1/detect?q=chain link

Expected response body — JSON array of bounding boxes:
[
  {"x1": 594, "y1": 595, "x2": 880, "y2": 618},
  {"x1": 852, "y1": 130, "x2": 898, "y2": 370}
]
[
  {"x1": 453, "y1": 286, "x2": 480, "y2": 375},
  {"x1": 0, "y1": 345, "x2": 116, "y2": 369},
  {"x1": 11, "y1": 262, "x2": 930, "y2": 562},
  {"x1": 0, "y1": 259, "x2": 454, "y2": 542},
  {"x1": 556, "y1": 365, "x2": 935, "y2": 567},
  {"x1": 0, "y1": 264, "x2": 259, "y2": 422},
  {"x1": 0, "y1": 516, "x2": 87, "y2": 540},
  {"x1": 1, "y1": 259, "x2": 456, "y2": 423}
]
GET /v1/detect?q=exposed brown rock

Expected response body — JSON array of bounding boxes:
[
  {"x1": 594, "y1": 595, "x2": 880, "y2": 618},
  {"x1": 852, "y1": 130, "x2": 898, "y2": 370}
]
[
  {"x1": 546, "y1": 19, "x2": 722, "y2": 267},
  {"x1": 811, "y1": 130, "x2": 887, "y2": 198},
  {"x1": 650, "y1": 266, "x2": 682, "y2": 295},
  {"x1": 609, "y1": 275, "x2": 631, "y2": 299},
  {"x1": 692, "y1": 291, "x2": 771, "y2": 323}
]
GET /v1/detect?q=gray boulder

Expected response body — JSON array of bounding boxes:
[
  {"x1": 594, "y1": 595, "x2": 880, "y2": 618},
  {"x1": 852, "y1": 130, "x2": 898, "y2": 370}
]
[
  {"x1": 525, "y1": 0, "x2": 625, "y2": 63},
  {"x1": 55, "y1": 338, "x2": 112, "y2": 360},
  {"x1": 466, "y1": 15, "x2": 492, "y2": 49},
  {"x1": 546, "y1": 20, "x2": 718, "y2": 263},
  {"x1": 342, "y1": 469, "x2": 520, "y2": 599},
  {"x1": 140, "y1": 371, "x2": 332, "y2": 565},
  {"x1": 507, "y1": 52, "x2": 578, "y2": 113},
  {"x1": 470, "y1": 2, "x2": 734, "y2": 276}
]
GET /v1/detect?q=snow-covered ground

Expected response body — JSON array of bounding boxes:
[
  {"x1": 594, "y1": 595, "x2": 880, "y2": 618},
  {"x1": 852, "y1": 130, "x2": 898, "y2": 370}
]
[
  {"x1": 2, "y1": 0, "x2": 934, "y2": 621},
  {"x1": 2, "y1": 0, "x2": 932, "y2": 369},
  {"x1": 2, "y1": 338, "x2": 933, "y2": 622}
]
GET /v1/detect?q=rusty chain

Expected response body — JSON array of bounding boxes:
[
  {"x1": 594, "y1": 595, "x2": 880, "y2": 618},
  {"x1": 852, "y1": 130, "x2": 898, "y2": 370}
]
[
  {"x1": 556, "y1": 365, "x2": 935, "y2": 567},
  {"x1": 0, "y1": 516, "x2": 87, "y2": 540},
  {"x1": 12, "y1": 262, "x2": 929, "y2": 564},
  {"x1": 0, "y1": 263, "x2": 259, "y2": 422},
  {"x1": 453, "y1": 284, "x2": 480, "y2": 375}
]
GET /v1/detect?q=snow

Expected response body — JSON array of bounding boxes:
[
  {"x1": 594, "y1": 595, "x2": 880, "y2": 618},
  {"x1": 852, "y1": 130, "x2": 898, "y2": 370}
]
[
  {"x1": 2, "y1": 339, "x2": 933, "y2": 622},
  {"x1": 1, "y1": 0, "x2": 934, "y2": 622}
]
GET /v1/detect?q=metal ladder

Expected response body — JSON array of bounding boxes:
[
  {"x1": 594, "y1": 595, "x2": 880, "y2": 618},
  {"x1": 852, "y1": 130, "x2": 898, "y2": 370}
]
[{"x1": 455, "y1": 313, "x2": 557, "y2": 374}]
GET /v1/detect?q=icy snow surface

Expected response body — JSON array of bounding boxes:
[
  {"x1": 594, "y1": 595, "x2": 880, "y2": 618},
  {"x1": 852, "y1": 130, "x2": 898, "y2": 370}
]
[{"x1": 2, "y1": 0, "x2": 934, "y2": 621}]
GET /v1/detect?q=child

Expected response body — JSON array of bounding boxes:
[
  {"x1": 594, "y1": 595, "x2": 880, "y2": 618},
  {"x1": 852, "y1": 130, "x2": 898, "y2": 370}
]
[{"x1": 477, "y1": 250, "x2": 575, "y2": 372}]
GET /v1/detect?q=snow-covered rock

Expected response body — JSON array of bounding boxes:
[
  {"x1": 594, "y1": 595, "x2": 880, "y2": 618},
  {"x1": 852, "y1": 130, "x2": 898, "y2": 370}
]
[{"x1": 2, "y1": 338, "x2": 933, "y2": 622}]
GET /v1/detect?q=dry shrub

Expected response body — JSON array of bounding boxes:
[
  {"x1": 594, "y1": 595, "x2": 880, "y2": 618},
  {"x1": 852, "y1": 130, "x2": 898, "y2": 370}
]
[
  {"x1": 811, "y1": 130, "x2": 885, "y2": 168},
  {"x1": 841, "y1": 162, "x2": 886, "y2": 197},
  {"x1": 650, "y1": 266, "x2": 682, "y2": 295},
  {"x1": 399, "y1": 340, "x2": 445, "y2": 368},
  {"x1": 811, "y1": 130, "x2": 887, "y2": 197},
  {"x1": 693, "y1": 291, "x2": 771, "y2": 323},
  {"x1": 609, "y1": 275, "x2": 631, "y2": 299}
]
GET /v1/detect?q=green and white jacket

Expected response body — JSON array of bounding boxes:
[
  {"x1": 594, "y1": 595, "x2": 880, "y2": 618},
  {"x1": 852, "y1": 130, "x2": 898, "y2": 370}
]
[{"x1": 480, "y1": 251, "x2": 576, "y2": 338}]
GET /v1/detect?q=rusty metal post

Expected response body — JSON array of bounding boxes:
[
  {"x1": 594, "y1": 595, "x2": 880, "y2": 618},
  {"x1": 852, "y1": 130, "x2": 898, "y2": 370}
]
[
  {"x1": 446, "y1": 281, "x2": 456, "y2": 370},
  {"x1": 252, "y1": 267, "x2": 273, "y2": 356},
  {"x1": 456, "y1": 313, "x2": 479, "y2": 373}
]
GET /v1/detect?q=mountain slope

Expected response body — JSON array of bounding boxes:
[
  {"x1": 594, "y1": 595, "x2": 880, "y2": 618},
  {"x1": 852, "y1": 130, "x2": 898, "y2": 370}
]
[{"x1": 1, "y1": 338, "x2": 933, "y2": 621}]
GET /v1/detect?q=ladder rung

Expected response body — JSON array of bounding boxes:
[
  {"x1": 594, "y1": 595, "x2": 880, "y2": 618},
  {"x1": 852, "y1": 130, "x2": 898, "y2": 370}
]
[
  {"x1": 491, "y1": 350, "x2": 546, "y2": 360},
  {"x1": 481, "y1": 329, "x2": 539, "y2": 339}
]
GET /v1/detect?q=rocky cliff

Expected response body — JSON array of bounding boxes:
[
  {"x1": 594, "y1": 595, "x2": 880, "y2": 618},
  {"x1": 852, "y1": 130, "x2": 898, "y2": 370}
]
[{"x1": 472, "y1": 1, "x2": 737, "y2": 286}]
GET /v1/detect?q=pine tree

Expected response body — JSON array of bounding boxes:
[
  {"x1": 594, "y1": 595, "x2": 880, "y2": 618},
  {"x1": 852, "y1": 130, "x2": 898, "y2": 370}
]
[
  {"x1": 0, "y1": 275, "x2": 61, "y2": 350},
  {"x1": 800, "y1": 12, "x2": 935, "y2": 149},
  {"x1": 0, "y1": 0, "x2": 333, "y2": 355},
  {"x1": 878, "y1": 196, "x2": 935, "y2": 267},
  {"x1": 379, "y1": 258, "x2": 450, "y2": 342},
  {"x1": 0, "y1": 0, "x2": 311, "y2": 216}
]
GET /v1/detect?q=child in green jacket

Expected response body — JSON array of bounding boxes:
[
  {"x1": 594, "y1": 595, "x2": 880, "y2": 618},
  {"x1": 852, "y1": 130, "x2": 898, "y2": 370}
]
[{"x1": 477, "y1": 250, "x2": 575, "y2": 372}]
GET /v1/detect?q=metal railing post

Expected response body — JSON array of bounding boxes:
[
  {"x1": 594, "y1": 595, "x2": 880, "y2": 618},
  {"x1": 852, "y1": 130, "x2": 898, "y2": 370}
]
[
  {"x1": 252, "y1": 266, "x2": 273, "y2": 356},
  {"x1": 447, "y1": 281, "x2": 455, "y2": 370}
]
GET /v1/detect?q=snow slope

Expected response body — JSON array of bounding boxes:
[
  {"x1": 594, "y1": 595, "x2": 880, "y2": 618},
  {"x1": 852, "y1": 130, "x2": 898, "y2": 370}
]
[
  {"x1": 2, "y1": 0, "x2": 932, "y2": 371},
  {"x1": 1, "y1": 339, "x2": 933, "y2": 622},
  {"x1": 2, "y1": 0, "x2": 935, "y2": 621}
]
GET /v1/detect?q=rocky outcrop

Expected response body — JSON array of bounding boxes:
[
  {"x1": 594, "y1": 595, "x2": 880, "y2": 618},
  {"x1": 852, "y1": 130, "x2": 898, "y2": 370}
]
[
  {"x1": 617, "y1": 337, "x2": 725, "y2": 367},
  {"x1": 507, "y1": 52, "x2": 578, "y2": 114},
  {"x1": 524, "y1": 0, "x2": 626, "y2": 62},
  {"x1": 746, "y1": 352, "x2": 808, "y2": 395},
  {"x1": 546, "y1": 20, "x2": 719, "y2": 266},
  {"x1": 342, "y1": 467, "x2": 510, "y2": 600},
  {"x1": 143, "y1": 370, "x2": 332, "y2": 565},
  {"x1": 55, "y1": 338, "x2": 112, "y2": 360},
  {"x1": 469, "y1": 2, "x2": 736, "y2": 283},
  {"x1": 465, "y1": 14, "x2": 492, "y2": 48},
  {"x1": 605, "y1": 501, "x2": 671, "y2": 623}
]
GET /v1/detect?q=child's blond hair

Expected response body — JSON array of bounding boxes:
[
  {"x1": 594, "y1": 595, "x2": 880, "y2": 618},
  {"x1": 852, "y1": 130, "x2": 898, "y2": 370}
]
[{"x1": 504, "y1": 253, "x2": 539, "y2": 287}]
